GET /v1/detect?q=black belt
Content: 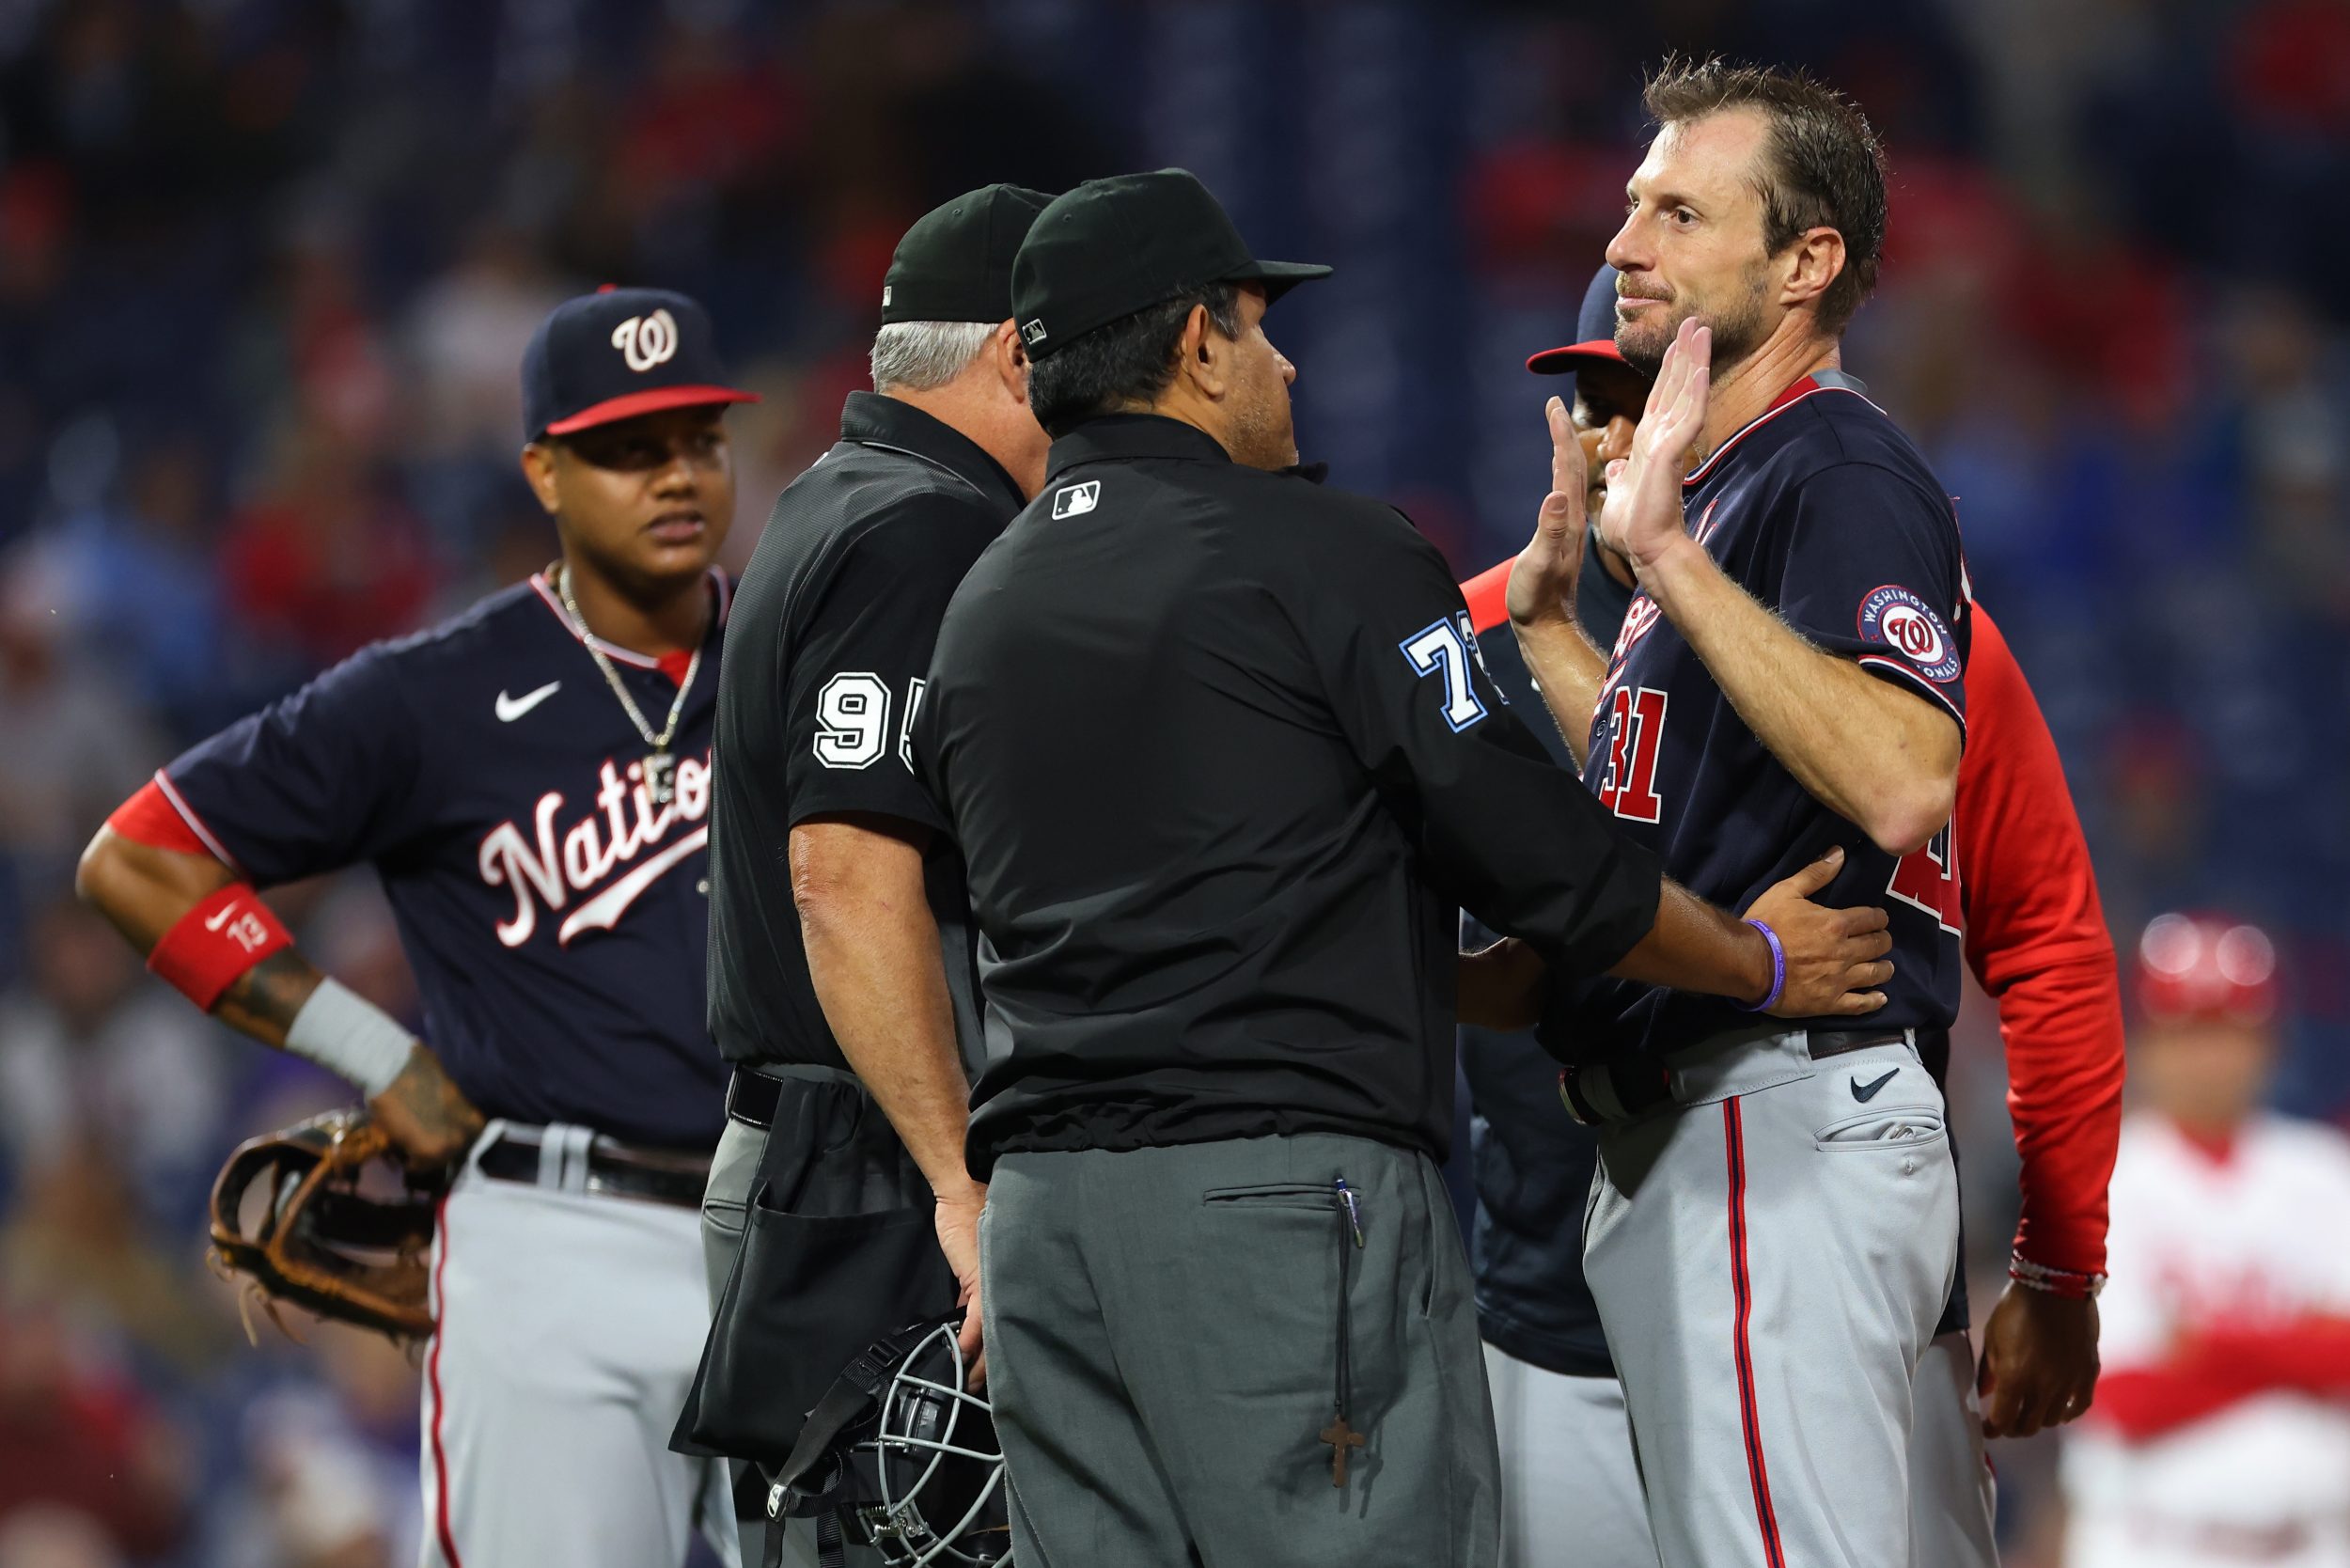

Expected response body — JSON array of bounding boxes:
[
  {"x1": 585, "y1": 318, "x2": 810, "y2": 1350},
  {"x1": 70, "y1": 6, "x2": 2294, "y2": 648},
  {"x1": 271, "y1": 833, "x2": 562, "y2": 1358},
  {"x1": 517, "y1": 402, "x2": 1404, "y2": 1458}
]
[
  {"x1": 723, "y1": 1061, "x2": 870, "y2": 1130},
  {"x1": 1559, "y1": 1028, "x2": 1909, "y2": 1127},
  {"x1": 476, "y1": 1127, "x2": 712, "y2": 1208},
  {"x1": 726, "y1": 1066, "x2": 784, "y2": 1131}
]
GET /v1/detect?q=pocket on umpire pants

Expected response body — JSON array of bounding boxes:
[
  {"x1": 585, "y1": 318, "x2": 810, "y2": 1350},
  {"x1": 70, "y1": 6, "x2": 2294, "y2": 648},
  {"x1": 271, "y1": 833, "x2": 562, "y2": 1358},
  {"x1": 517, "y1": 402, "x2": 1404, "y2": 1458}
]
[
  {"x1": 1200, "y1": 1182, "x2": 1342, "y2": 1210},
  {"x1": 670, "y1": 1183, "x2": 957, "y2": 1466}
]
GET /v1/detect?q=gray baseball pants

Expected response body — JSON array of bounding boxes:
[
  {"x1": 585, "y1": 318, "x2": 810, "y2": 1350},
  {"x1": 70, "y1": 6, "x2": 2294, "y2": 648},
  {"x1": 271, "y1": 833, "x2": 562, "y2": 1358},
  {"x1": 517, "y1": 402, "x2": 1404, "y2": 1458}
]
[
  {"x1": 979, "y1": 1133, "x2": 1501, "y2": 1568},
  {"x1": 1484, "y1": 1329, "x2": 1998, "y2": 1568},
  {"x1": 1584, "y1": 1029, "x2": 1960, "y2": 1568}
]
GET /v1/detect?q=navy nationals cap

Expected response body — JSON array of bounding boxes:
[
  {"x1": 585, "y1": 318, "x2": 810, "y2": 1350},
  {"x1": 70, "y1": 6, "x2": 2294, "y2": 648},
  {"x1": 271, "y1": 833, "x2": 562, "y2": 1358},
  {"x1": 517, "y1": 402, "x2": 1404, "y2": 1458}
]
[
  {"x1": 1527, "y1": 264, "x2": 1632, "y2": 377},
  {"x1": 521, "y1": 287, "x2": 758, "y2": 442}
]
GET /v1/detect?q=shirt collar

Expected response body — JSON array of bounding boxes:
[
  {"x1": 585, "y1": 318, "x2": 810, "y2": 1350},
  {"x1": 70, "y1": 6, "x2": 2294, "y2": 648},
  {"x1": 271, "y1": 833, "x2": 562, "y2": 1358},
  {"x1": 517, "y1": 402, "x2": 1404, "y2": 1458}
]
[
  {"x1": 837, "y1": 390, "x2": 1026, "y2": 514},
  {"x1": 1045, "y1": 414, "x2": 1233, "y2": 478}
]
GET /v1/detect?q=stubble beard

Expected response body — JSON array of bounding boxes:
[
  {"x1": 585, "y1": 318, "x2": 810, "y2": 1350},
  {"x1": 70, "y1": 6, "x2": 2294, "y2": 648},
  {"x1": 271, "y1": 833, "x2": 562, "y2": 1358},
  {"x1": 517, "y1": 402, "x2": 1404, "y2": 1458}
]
[
  {"x1": 1223, "y1": 380, "x2": 1299, "y2": 472},
  {"x1": 1616, "y1": 266, "x2": 1773, "y2": 383}
]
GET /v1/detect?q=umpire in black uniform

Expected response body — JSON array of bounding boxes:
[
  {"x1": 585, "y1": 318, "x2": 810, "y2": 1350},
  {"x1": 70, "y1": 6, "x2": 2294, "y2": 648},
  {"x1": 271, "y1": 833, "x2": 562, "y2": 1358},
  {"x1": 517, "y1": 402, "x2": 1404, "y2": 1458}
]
[
  {"x1": 683, "y1": 183, "x2": 1049, "y2": 1568},
  {"x1": 912, "y1": 169, "x2": 1895, "y2": 1568}
]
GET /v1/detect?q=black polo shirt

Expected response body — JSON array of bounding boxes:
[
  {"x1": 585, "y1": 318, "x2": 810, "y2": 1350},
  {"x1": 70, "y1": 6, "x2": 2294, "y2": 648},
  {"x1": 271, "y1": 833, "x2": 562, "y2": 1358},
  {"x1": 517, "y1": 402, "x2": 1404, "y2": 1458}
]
[
  {"x1": 706, "y1": 391, "x2": 1025, "y2": 1070},
  {"x1": 912, "y1": 414, "x2": 1665, "y2": 1180}
]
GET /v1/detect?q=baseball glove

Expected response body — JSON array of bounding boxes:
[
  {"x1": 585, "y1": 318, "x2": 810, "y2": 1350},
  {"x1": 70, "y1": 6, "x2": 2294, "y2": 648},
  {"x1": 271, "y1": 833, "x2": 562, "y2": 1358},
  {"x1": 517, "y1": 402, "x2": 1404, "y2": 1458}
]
[{"x1": 208, "y1": 1109, "x2": 439, "y2": 1343}]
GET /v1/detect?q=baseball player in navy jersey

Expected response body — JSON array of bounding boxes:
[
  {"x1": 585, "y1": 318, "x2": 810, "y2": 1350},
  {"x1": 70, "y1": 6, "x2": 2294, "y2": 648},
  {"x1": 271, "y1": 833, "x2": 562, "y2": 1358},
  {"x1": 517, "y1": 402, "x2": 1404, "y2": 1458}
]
[
  {"x1": 1503, "y1": 62, "x2": 1976, "y2": 1568},
  {"x1": 76, "y1": 287, "x2": 757, "y2": 1568},
  {"x1": 1465, "y1": 262, "x2": 2120, "y2": 1568}
]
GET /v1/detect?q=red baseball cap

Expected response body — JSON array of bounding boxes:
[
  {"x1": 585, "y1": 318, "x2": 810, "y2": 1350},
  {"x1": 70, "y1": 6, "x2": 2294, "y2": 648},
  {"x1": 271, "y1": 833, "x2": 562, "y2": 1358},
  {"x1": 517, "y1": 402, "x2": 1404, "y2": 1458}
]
[{"x1": 2134, "y1": 912, "x2": 2280, "y2": 1026}]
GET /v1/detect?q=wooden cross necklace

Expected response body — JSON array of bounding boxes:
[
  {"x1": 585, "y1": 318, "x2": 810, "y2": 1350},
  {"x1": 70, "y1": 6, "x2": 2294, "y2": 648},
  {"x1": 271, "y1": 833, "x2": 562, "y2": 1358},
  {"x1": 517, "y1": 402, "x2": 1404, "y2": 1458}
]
[{"x1": 1321, "y1": 1176, "x2": 1368, "y2": 1486}]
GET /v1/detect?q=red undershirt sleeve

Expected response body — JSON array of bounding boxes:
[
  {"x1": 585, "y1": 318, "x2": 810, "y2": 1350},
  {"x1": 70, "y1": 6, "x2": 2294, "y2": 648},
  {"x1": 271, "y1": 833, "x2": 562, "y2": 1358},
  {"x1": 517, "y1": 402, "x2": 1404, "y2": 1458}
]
[{"x1": 1954, "y1": 608, "x2": 2125, "y2": 1278}]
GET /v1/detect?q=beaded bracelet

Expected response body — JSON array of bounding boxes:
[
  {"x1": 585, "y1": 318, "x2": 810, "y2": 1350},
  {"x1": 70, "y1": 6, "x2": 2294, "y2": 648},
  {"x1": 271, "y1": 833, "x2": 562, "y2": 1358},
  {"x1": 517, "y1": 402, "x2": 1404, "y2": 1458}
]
[{"x1": 2009, "y1": 1251, "x2": 2107, "y2": 1299}]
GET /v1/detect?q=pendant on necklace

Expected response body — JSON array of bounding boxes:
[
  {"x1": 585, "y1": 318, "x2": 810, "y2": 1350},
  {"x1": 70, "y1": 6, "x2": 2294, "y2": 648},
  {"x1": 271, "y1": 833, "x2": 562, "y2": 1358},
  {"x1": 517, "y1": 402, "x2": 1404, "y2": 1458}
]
[{"x1": 645, "y1": 749, "x2": 678, "y2": 808}]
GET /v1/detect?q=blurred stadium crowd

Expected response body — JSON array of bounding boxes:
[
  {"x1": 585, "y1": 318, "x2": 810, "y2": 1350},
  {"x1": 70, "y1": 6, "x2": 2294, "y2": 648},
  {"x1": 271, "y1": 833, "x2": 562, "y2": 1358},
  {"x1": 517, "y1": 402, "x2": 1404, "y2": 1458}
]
[{"x1": 0, "y1": 1, "x2": 2342, "y2": 1563}]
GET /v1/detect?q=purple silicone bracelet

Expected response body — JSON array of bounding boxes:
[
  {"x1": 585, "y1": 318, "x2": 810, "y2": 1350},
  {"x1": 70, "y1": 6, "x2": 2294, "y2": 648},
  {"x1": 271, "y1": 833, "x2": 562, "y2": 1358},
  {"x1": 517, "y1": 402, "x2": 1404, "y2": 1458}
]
[{"x1": 1737, "y1": 917, "x2": 1785, "y2": 1011}]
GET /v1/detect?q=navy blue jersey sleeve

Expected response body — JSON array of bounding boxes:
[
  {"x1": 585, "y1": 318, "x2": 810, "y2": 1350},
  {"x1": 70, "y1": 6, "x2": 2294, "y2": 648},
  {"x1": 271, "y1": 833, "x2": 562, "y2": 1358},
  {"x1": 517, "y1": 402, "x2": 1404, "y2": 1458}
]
[
  {"x1": 782, "y1": 502, "x2": 984, "y2": 836},
  {"x1": 1778, "y1": 462, "x2": 1969, "y2": 733},
  {"x1": 1302, "y1": 507, "x2": 1661, "y2": 974},
  {"x1": 162, "y1": 646, "x2": 428, "y2": 886}
]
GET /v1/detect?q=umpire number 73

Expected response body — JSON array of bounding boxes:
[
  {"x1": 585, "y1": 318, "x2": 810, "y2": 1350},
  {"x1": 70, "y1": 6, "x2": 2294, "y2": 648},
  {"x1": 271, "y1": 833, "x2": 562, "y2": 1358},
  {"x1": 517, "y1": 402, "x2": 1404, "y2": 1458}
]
[{"x1": 1400, "y1": 615, "x2": 1490, "y2": 732}]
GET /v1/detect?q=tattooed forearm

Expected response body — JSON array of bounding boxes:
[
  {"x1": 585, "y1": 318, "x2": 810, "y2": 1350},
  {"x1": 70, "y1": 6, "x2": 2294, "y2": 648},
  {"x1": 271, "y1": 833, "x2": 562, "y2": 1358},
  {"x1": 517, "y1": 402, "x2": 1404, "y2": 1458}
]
[{"x1": 213, "y1": 949, "x2": 327, "y2": 1048}]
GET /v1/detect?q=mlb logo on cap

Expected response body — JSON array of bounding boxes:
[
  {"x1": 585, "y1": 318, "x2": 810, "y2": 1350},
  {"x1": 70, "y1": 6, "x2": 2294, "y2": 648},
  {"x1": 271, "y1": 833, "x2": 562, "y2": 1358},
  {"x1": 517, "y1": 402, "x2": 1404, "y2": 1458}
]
[{"x1": 521, "y1": 286, "x2": 759, "y2": 441}]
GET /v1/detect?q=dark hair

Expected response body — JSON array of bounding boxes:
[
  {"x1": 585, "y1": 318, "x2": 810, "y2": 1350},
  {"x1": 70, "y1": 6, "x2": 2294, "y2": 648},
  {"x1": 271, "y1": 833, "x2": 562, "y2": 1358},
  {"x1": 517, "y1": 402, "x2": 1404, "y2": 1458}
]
[
  {"x1": 1642, "y1": 56, "x2": 1888, "y2": 337},
  {"x1": 1027, "y1": 282, "x2": 1243, "y2": 438}
]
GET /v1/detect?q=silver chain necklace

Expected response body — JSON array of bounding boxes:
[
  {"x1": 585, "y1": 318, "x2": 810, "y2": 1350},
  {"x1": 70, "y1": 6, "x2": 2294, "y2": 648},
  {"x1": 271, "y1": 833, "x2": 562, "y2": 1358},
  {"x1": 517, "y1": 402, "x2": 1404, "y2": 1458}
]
[{"x1": 554, "y1": 563, "x2": 704, "y2": 808}]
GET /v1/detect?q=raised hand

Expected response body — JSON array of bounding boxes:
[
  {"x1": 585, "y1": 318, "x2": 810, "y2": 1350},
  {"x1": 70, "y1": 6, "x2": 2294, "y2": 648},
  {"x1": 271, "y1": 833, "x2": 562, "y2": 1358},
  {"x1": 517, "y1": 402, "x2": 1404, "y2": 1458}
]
[
  {"x1": 1506, "y1": 397, "x2": 1590, "y2": 631},
  {"x1": 1598, "y1": 315, "x2": 1712, "y2": 574},
  {"x1": 1741, "y1": 847, "x2": 1895, "y2": 1018}
]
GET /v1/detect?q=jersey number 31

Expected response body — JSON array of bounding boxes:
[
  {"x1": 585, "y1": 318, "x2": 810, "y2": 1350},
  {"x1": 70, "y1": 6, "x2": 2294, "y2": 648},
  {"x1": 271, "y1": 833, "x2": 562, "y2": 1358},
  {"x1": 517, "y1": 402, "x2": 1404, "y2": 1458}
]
[{"x1": 1596, "y1": 685, "x2": 1668, "y2": 823}]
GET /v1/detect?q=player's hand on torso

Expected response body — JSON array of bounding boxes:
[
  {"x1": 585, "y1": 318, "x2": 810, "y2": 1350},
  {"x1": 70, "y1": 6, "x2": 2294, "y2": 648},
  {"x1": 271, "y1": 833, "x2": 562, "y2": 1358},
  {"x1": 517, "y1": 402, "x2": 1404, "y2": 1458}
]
[
  {"x1": 367, "y1": 1043, "x2": 487, "y2": 1172},
  {"x1": 1742, "y1": 847, "x2": 1895, "y2": 1018}
]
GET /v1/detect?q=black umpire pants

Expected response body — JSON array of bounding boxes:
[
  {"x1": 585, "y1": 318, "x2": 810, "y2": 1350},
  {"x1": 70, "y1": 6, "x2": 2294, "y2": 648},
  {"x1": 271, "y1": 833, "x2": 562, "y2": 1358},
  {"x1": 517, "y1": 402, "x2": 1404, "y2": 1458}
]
[{"x1": 698, "y1": 1064, "x2": 936, "y2": 1568}]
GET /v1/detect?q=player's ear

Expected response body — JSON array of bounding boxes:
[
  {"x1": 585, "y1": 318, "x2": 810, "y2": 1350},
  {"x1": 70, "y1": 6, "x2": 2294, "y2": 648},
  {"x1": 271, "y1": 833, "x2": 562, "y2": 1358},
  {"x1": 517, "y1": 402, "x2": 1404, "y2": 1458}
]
[
  {"x1": 1780, "y1": 227, "x2": 1845, "y2": 315},
  {"x1": 519, "y1": 441, "x2": 563, "y2": 517}
]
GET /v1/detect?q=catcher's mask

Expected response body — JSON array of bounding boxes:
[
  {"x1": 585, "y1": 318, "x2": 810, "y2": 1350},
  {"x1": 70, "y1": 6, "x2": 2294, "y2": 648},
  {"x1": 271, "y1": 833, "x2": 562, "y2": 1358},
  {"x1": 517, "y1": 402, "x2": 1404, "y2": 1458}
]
[{"x1": 767, "y1": 1315, "x2": 1010, "y2": 1567}]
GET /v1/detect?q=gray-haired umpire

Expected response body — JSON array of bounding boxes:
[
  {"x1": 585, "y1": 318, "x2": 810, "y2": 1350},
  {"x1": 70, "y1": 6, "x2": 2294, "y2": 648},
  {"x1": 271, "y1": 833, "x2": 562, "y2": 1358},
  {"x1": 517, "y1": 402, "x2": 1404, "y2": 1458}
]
[
  {"x1": 690, "y1": 183, "x2": 1050, "y2": 1568},
  {"x1": 910, "y1": 169, "x2": 1897, "y2": 1568}
]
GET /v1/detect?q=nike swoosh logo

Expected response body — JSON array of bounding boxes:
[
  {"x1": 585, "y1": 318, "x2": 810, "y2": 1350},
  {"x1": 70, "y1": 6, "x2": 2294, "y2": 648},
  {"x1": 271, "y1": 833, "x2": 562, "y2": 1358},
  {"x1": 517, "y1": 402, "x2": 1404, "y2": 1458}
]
[
  {"x1": 1852, "y1": 1069, "x2": 1900, "y2": 1103},
  {"x1": 495, "y1": 682, "x2": 561, "y2": 722},
  {"x1": 203, "y1": 902, "x2": 238, "y2": 932}
]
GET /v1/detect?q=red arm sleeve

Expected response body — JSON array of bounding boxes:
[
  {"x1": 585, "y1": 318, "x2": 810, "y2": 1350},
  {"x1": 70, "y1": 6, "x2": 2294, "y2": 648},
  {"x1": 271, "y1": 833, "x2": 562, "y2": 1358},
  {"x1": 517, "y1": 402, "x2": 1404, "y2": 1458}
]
[
  {"x1": 2094, "y1": 1318, "x2": 2350, "y2": 1442},
  {"x1": 1462, "y1": 560, "x2": 1512, "y2": 636},
  {"x1": 104, "y1": 774, "x2": 218, "y2": 860},
  {"x1": 1954, "y1": 607, "x2": 2125, "y2": 1277}
]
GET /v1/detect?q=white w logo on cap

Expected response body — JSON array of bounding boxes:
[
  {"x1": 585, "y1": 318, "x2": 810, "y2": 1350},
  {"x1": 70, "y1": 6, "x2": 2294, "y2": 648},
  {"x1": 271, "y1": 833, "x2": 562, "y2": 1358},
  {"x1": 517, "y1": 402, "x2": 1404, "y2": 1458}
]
[{"x1": 610, "y1": 308, "x2": 680, "y2": 373}]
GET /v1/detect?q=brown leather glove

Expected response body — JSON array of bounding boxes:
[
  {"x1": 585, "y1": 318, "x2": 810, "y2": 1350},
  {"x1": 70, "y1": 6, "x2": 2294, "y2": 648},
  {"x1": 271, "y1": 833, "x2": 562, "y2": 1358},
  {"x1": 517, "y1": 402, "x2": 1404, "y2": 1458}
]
[{"x1": 208, "y1": 1108, "x2": 442, "y2": 1342}]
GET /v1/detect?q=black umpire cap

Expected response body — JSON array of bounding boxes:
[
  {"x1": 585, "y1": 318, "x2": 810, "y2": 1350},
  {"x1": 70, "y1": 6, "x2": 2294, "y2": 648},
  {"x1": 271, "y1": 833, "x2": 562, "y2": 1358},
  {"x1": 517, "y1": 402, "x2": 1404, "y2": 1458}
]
[
  {"x1": 1010, "y1": 169, "x2": 1331, "y2": 359},
  {"x1": 882, "y1": 183, "x2": 1055, "y2": 325},
  {"x1": 522, "y1": 286, "x2": 757, "y2": 442}
]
